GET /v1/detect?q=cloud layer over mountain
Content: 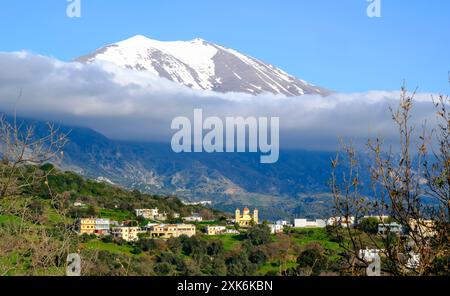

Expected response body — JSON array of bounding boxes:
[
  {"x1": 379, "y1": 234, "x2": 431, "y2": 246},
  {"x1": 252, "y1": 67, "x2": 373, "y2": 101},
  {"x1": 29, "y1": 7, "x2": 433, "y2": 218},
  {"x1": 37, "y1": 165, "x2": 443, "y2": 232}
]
[{"x1": 0, "y1": 51, "x2": 440, "y2": 150}]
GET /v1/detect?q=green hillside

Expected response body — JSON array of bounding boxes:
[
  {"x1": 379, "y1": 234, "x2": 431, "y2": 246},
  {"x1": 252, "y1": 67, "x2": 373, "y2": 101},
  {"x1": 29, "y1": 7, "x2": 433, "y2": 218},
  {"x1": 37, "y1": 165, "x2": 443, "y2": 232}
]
[{"x1": 0, "y1": 163, "x2": 361, "y2": 276}]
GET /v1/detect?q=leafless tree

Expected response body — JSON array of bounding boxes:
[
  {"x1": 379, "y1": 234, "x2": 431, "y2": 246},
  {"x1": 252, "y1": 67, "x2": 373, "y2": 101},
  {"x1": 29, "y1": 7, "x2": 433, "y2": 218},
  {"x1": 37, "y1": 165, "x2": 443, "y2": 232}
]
[
  {"x1": 331, "y1": 82, "x2": 450, "y2": 276},
  {"x1": 0, "y1": 112, "x2": 73, "y2": 275},
  {"x1": 0, "y1": 114, "x2": 68, "y2": 198}
]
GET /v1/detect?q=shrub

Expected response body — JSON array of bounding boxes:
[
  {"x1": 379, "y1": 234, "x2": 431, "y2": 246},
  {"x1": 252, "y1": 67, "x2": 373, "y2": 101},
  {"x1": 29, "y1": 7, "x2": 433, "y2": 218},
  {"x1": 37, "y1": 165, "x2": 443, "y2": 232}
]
[
  {"x1": 249, "y1": 249, "x2": 268, "y2": 265},
  {"x1": 246, "y1": 224, "x2": 271, "y2": 246},
  {"x1": 131, "y1": 247, "x2": 143, "y2": 255},
  {"x1": 101, "y1": 235, "x2": 113, "y2": 243},
  {"x1": 358, "y1": 217, "x2": 379, "y2": 234},
  {"x1": 296, "y1": 248, "x2": 328, "y2": 276},
  {"x1": 154, "y1": 262, "x2": 173, "y2": 275},
  {"x1": 207, "y1": 240, "x2": 224, "y2": 256}
]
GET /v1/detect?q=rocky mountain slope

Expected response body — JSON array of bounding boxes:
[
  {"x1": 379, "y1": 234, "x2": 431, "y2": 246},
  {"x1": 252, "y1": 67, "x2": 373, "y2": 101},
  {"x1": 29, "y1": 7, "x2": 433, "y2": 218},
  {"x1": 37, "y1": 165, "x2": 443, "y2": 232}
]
[{"x1": 77, "y1": 35, "x2": 329, "y2": 96}]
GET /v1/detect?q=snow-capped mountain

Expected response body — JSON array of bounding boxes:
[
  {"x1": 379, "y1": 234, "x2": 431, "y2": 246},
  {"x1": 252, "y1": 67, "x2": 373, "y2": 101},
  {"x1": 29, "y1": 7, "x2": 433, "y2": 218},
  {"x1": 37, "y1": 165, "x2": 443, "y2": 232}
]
[{"x1": 77, "y1": 35, "x2": 328, "y2": 96}]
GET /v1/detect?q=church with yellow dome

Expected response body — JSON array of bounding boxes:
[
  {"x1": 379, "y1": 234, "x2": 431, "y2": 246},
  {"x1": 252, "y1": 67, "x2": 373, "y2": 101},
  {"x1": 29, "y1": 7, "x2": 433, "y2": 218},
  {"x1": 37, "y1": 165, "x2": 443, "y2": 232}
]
[{"x1": 235, "y1": 207, "x2": 258, "y2": 227}]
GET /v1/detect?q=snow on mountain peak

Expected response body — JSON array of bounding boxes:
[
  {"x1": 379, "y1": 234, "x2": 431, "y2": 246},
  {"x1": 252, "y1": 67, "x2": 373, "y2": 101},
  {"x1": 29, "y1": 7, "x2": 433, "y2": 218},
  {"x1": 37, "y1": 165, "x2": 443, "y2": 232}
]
[{"x1": 77, "y1": 35, "x2": 328, "y2": 96}]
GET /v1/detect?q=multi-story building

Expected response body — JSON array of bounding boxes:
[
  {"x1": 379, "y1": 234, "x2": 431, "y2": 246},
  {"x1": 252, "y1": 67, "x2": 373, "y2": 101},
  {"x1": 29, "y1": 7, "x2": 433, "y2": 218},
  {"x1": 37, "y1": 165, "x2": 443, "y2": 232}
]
[
  {"x1": 95, "y1": 218, "x2": 111, "y2": 235},
  {"x1": 142, "y1": 223, "x2": 159, "y2": 231},
  {"x1": 235, "y1": 208, "x2": 258, "y2": 227},
  {"x1": 111, "y1": 226, "x2": 140, "y2": 242},
  {"x1": 358, "y1": 248, "x2": 384, "y2": 261},
  {"x1": 77, "y1": 218, "x2": 111, "y2": 235},
  {"x1": 378, "y1": 222, "x2": 403, "y2": 234},
  {"x1": 206, "y1": 225, "x2": 226, "y2": 235},
  {"x1": 276, "y1": 220, "x2": 290, "y2": 227},
  {"x1": 155, "y1": 212, "x2": 168, "y2": 221},
  {"x1": 150, "y1": 224, "x2": 196, "y2": 239},
  {"x1": 78, "y1": 218, "x2": 96, "y2": 235},
  {"x1": 294, "y1": 219, "x2": 326, "y2": 228},
  {"x1": 327, "y1": 216, "x2": 355, "y2": 228},
  {"x1": 183, "y1": 214, "x2": 203, "y2": 222},
  {"x1": 268, "y1": 224, "x2": 284, "y2": 234},
  {"x1": 135, "y1": 208, "x2": 159, "y2": 220}
]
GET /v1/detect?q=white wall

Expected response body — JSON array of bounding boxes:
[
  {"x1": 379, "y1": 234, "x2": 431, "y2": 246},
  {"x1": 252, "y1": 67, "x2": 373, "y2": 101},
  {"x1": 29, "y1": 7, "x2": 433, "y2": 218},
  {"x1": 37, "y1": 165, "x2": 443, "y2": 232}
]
[{"x1": 294, "y1": 219, "x2": 326, "y2": 228}]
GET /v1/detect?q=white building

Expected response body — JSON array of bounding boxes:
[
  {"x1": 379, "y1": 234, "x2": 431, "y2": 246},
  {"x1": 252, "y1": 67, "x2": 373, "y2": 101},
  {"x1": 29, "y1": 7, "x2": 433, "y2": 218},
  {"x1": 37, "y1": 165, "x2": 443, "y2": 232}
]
[
  {"x1": 182, "y1": 200, "x2": 212, "y2": 206},
  {"x1": 155, "y1": 212, "x2": 168, "y2": 221},
  {"x1": 225, "y1": 229, "x2": 240, "y2": 234},
  {"x1": 182, "y1": 213, "x2": 203, "y2": 222},
  {"x1": 95, "y1": 218, "x2": 111, "y2": 234},
  {"x1": 150, "y1": 224, "x2": 196, "y2": 239},
  {"x1": 327, "y1": 216, "x2": 355, "y2": 227},
  {"x1": 227, "y1": 218, "x2": 236, "y2": 224},
  {"x1": 358, "y1": 248, "x2": 384, "y2": 261},
  {"x1": 206, "y1": 225, "x2": 227, "y2": 235},
  {"x1": 378, "y1": 223, "x2": 403, "y2": 234},
  {"x1": 276, "y1": 220, "x2": 290, "y2": 226},
  {"x1": 135, "y1": 208, "x2": 159, "y2": 220},
  {"x1": 294, "y1": 219, "x2": 326, "y2": 228},
  {"x1": 268, "y1": 224, "x2": 284, "y2": 234},
  {"x1": 183, "y1": 216, "x2": 203, "y2": 222},
  {"x1": 73, "y1": 202, "x2": 86, "y2": 208},
  {"x1": 142, "y1": 223, "x2": 159, "y2": 231}
]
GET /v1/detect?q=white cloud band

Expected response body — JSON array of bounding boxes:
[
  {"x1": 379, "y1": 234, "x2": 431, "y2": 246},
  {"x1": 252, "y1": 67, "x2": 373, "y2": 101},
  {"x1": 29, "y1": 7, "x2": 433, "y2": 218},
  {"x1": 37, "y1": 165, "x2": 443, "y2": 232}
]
[{"x1": 0, "y1": 51, "x2": 439, "y2": 150}]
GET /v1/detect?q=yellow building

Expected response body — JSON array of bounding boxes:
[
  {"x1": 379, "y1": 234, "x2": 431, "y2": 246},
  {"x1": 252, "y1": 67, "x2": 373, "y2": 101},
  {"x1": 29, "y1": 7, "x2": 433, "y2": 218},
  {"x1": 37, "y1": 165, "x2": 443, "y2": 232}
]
[
  {"x1": 235, "y1": 207, "x2": 258, "y2": 227},
  {"x1": 78, "y1": 218, "x2": 96, "y2": 235},
  {"x1": 112, "y1": 226, "x2": 140, "y2": 242},
  {"x1": 150, "y1": 224, "x2": 196, "y2": 239},
  {"x1": 77, "y1": 218, "x2": 111, "y2": 235}
]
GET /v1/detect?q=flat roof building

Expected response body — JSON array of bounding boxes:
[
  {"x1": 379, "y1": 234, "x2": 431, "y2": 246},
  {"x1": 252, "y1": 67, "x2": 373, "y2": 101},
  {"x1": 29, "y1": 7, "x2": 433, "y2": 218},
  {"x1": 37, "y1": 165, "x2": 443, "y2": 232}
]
[{"x1": 150, "y1": 224, "x2": 196, "y2": 239}]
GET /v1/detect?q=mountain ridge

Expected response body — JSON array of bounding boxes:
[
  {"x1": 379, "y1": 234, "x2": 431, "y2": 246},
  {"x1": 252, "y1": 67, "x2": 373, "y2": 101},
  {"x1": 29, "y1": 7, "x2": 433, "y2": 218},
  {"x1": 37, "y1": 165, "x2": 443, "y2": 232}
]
[
  {"x1": 3, "y1": 115, "x2": 347, "y2": 220},
  {"x1": 77, "y1": 35, "x2": 329, "y2": 97}
]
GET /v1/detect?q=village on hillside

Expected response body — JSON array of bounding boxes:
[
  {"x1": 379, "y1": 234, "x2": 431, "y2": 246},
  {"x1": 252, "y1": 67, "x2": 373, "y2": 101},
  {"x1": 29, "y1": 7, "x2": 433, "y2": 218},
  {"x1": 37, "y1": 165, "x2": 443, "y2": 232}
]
[{"x1": 74, "y1": 200, "x2": 436, "y2": 270}]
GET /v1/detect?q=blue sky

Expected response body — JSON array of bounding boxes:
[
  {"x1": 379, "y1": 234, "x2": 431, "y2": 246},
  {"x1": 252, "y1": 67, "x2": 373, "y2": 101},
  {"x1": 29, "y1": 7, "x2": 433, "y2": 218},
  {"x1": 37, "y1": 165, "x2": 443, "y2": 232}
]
[{"x1": 1, "y1": 0, "x2": 449, "y2": 93}]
